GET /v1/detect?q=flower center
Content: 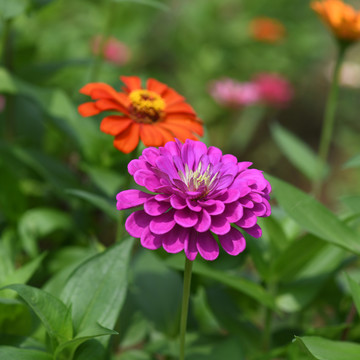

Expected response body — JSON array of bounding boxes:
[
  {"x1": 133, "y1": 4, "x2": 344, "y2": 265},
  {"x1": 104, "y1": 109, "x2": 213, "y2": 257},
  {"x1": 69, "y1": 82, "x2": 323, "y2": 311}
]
[
  {"x1": 178, "y1": 162, "x2": 219, "y2": 194},
  {"x1": 129, "y1": 89, "x2": 165, "y2": 123}
]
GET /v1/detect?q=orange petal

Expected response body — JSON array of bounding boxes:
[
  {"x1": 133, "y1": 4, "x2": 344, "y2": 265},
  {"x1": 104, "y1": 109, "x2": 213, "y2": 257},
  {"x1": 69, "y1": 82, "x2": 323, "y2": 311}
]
[
  {"x1": 146, "y1": 78, "x2": 168, "y2": 95},
  {"x1": 96, "y1": 99, "x2": 129, "y2": 114},
  {"x1": 153, "y1": 124, "x2": 176, "y2": 143},
  {"x1": 166, "y1": 118, "x2": 204, "y2": 136},
  {"x1": 162, "y1": 87, "x2": 185, "y2": 106},
  {"x1": 139, "y1": 124, "x2": 164, "y2": 147},
  {"x1": 113, "y1": 122, "x2": 140, "y2": 154},
  {"x1": 165, "y1": 102, "x2": 196, "y2": 115},
  {"x1": 158, "y1": 123, "x2": 198, "y2": 143},
  {"x1": 120, "y1": 76, "x2": 142, "y2": 93},
  {"x1": 78, "y1": 102, "x2": 101, "y2": 117},
  {"x1": 100, "y1": 116, "x2": 133, "y2": 135}
]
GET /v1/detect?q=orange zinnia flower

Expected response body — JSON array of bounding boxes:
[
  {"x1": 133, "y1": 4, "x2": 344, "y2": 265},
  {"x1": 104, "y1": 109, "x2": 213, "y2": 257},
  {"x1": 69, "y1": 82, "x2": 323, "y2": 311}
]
[
  {"x1": 311, "y1": 0, "x2": 360, "y2": 42},
  {"x1": 250, "y1": 17, "x2": 285, "y2": 43},
  {"x1": 78, "y1": 76, "x2": 204, "y2": 153}
]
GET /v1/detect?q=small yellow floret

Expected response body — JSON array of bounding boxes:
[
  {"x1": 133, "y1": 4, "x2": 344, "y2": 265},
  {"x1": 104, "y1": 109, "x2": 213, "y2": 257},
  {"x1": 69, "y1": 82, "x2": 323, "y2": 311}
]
[{"x1": 129, "y1": 89, "x2": 165, "y2": 113}]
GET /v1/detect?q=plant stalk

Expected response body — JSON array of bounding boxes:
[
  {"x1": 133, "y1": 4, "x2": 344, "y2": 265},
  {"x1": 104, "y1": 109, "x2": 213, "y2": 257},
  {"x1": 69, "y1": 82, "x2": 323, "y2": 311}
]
[
  {"x1": 179, "y1": 257, "x2": 193, "y2": 360},
  {"x1": 312, "y1": 43, "x2": 347, "y2": 198}
]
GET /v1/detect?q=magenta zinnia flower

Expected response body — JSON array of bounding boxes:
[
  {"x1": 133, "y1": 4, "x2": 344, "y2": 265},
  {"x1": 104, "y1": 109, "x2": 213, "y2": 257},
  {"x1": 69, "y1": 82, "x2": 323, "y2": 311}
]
[{"x1": 116, "y1": 139, "x2": 271, "y2": 261}]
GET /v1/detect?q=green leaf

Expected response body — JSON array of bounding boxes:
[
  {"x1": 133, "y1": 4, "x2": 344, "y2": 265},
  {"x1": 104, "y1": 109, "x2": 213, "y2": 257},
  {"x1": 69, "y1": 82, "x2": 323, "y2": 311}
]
[
  {"x1": 345, "y1": 273, "x2": 360, "y2": 317},
  {"x1": 0, "y1": 0, "x2": 28, "y2": 19},
  {"x1": 295, "y1": 336, "x2": 360, "y2": 360},
  {"x1": 60, "y1": 238, "x2": 133, "y2": 342},
  {"x1": 1, "y1": 284, "x2": 73, "y2": 345},
  {"x1": 0, "y1": 346, "x2": 52, "y2": 360},
  {"x1": 271, "y1": 123, "x2": 328, "y2": 180},
  {"x1": 166, "y1": 255, "x2": 277, "y2": 310},
  {"x1": 114, "y1": 349, "x2": 151, "y2": 360},
  {"x1": 54, "y1": 323, "x2": 118, "y2": 360},
  {"x1": 266, "y1": 174, "x2": 360, "y2": 255},
  {"x1": 0, "y1": 253, "x2": 46, "y2": 298},
  {"x1": 343, "y1": 153, "x2": 360, "y2": 169},
  {"x1": 66, "y1": 189, "x2": 118, "y2": 221},
  {"x1": 341, "y1": 195, "x2": 360, "y2": 215}
]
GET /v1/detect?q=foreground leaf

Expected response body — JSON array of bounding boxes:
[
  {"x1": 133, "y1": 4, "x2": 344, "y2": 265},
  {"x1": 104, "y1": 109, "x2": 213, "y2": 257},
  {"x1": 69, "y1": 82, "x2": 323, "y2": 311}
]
[
  {"x1": 266, "y1": 174, "x2": 360, "y2": 255},
  {"x1": 295, "y1": 336, "x2": 360, "y2": 360},
  {"x1": 1, "y1": 284, "x2": 73, "y2": 345},
  {"x1": 61, "y1": 238, "x2": 133, "y2": 342},
  {"x1": 343, "y1": 153, "x2": 360, "y2": 169},
  {"x1": 345, "y1": 274, "x2": 360, "y2": 317}
]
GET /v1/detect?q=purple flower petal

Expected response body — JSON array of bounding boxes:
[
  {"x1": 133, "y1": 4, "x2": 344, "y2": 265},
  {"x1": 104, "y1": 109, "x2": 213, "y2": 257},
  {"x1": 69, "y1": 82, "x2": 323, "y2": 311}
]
[
  {"x1": 184, "y1": 230, "x2": 198, "y2": 260},
  {"x1": 141, "y1": 147, "x2": 160, "y2": 166},
  {"x1": 150, "y1": 210, "x2": 176, "y2": 234},
  {"x1": 128, "y1": 159, "x2": 146, "y2": 175},
  {"x1": 238, "y1": 161, "x2": 252, "y2": 172},
  {"x1": 140, "y1": 227, "x2": 162, "y2": 250},
  {"x1": 162, "y1": 225, "x2": 187, "y2": 253},
  {"x1": 116, "y1": 190, "x2": 152, "y2": 210},
  {"x1": 125, "y1": 210, "x2": 152, "y2": 238},
  {"x1": 218, "y1": 227, "x2": 246, "y2": 255},
  {"x1": 252, "y1": 202, "x2": 267, "y2": 217},
  {"x1": 248, "y1": 193, "x2": 263, "y2": 203},
  {"x1": 244, "y1": 224, "x2": 262, "y2": 238},
  {"x1": 198, "y1": 200, "x2": 225, "y2": 215},
  {"x1": 239, "y1": 197, "x2": 254, "y2": 208},
  {"x1": 170, "y1": 194, "x2": 187, "y2": 209},
  {"x1": 174, "y1": 208, "x2": 198, "y2": 228},
  {"x1": 181, "y1": 141, "x2": 195, "y2": 170},
  {"x1": 207, "y1": 146, "x2": 222, "y2": 164},
  {"x1": 144, "y1": 198, "x2": 170, "y2": 216},
  {"x1": 221, "y1": 154, "x2": 237, "y2": 164},
  {"x1": 194, "y1": 209, "x2": 211, "y2": 232},
  {"x1": 196, "y1": 231, "x2": 219, "y2": 261},
  {"x1": 186, "y1": 198, "x2": 202, "y2": 212},
  {"x1": 236, "y1": 209, "x2": 257, "y2": 228},
  {"x1": 210, "y1": 215, "x2": 231, "y2": 235},
  {"x1": 224, "y1": 201, "x2": 244, "y2": 223}
]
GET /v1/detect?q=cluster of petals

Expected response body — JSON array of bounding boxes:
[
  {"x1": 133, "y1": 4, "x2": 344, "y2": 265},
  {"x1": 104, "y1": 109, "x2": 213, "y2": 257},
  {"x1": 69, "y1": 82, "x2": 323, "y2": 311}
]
[
  {"x1": 78, "y1": 76, "x2": 203, "y2": 153},
  {"x1": 91, "y1": 36, "x2": 131, "y2": 66},
  {"x1": 209, "y1": 74, "x2": 293, "y2": 109},
  {"x1": 116, "y1": 139, "x2": 271, "y2": 261},
  {"x1": 250, "y1": 17, "x2": 286, "y2": 43},
  {"x1": 311, "y1": 0, "x2": 360, "y2": 42}
]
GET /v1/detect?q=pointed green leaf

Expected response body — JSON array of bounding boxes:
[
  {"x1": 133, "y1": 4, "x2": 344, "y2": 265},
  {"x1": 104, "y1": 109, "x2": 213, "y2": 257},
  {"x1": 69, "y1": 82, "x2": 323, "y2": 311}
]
[
  {"x1": 113, "y1": 0, "x2": 169, "y2": 11},
  {"x1": 61, "y1": 238, "x2": 133, "y2": 343},
  {"x1": 54, "y1": 323, "x2": 118, "y2": 360},
  {"x1": 343, "y1": 153, "x2": 360, "y2": 169},
  {"x1": 266, "y1": 174, "x2": 360, "y2": 255},
  {"x1": 166, "y1": 255, "x2": 276, "y2": 310},
  {"x1": 271, "y1": 123, "x2": 328, "y2": 180},
  {"x1": 295, "y1": 336, "x2": 360, "y2": 360},
  {"x1": 345, "y1": 273, "x2": 360, "y2": 317},
  {"x1": 0, "y1": 346, "x2": 52, "y2": 360},
  {"x1": 65, "y1": 189, "x2": 118, "y2": 220},
  {"x1": 1, "y1": 284, "x2": 73, "y2": 344}
]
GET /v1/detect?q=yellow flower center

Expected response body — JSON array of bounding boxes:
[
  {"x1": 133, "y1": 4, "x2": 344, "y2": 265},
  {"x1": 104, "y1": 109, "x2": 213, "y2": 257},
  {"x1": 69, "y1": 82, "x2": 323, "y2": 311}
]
[
  {"x1": 129, "y1": 89, "x2": 165, "y2": 123},
  {"x1": 179, "y1": 162, "x2": 219, "y2": 194}
]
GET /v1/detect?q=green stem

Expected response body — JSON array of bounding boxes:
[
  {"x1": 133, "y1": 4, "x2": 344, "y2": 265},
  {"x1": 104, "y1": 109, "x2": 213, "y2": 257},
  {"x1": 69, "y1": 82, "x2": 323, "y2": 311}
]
[
  {"x1": 88, "y1": 0, "x2": 116, "y2": 82},
  {"x1": 312, "y1": 43, "x2": 347, "y2": 198},
  {"x1": 262, "y1": 282, "x2": 276, "y2": 351},
  {"x1": 179, "y1": 257, "x2": 193, "y2": 360}
]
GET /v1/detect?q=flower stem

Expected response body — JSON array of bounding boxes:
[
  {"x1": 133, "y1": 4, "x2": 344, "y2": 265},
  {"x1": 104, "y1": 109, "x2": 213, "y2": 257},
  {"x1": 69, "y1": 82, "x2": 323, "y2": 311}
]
[
  {"x1": 179, "y1": 257, "x2": 193, "y2": 360},
  {"x1": 312, "y1": 43, "x2": 347, "y2": 198}
]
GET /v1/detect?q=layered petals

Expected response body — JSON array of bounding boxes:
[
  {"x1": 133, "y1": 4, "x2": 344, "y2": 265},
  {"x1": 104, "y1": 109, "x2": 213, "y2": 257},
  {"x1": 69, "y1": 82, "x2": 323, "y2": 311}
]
[
  {"x1": 78, "y1": 76, "x2": 203, "y2": 153},
  {"x1": 117, "y1": 139, "x2": 271, "y2": 261}
]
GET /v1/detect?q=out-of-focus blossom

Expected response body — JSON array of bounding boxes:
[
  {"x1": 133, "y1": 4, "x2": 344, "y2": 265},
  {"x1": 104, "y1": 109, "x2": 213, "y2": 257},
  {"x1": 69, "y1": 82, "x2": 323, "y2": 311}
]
[
  {"x1": 253, "y1": 73, "x2": 293, "y2": 108},
  {"x1": 78, "y1": 76, "x2": 203, "y2": 153},
  {"x1": 250, "y1": 17, "x2": 286, "y2": 43},
  {"x1": 0, "y1": 96, "x2": 5, "y2": 112},
  {"x1": 311, "y1": 0, "x2": 360, "y2": 43},
  {"x1": 116, "y1": 139, "x2": 271, "y2": 261},
  {"x1": 326, "y1": 61, "x2": 360, "y2": 88},
  {"x1": 91, "y1": 36, "x2": 131, "y2": 66},
  {"x1": 209, "y1": 78, "x2": 260, "y2": 108}
]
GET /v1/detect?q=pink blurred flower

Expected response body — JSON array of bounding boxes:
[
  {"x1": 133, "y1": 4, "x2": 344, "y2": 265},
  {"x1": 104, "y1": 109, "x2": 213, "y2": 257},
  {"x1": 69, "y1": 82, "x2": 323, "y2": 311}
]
[
  {"x1": 91, "y1": 36, "x2": 131, "y2": 66},
  {"x1": 116, "y1": 139, "x2": 271, "y2": 261},
  {"x1": 209, "y1": 78, "x2": 261, "y2": 108},
  {"x1": 253, "y1": 73, "x2": 293, "y2": 108},
  {"x1": 0, "y1": 95, "x2": 5, "y2": 112}
]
